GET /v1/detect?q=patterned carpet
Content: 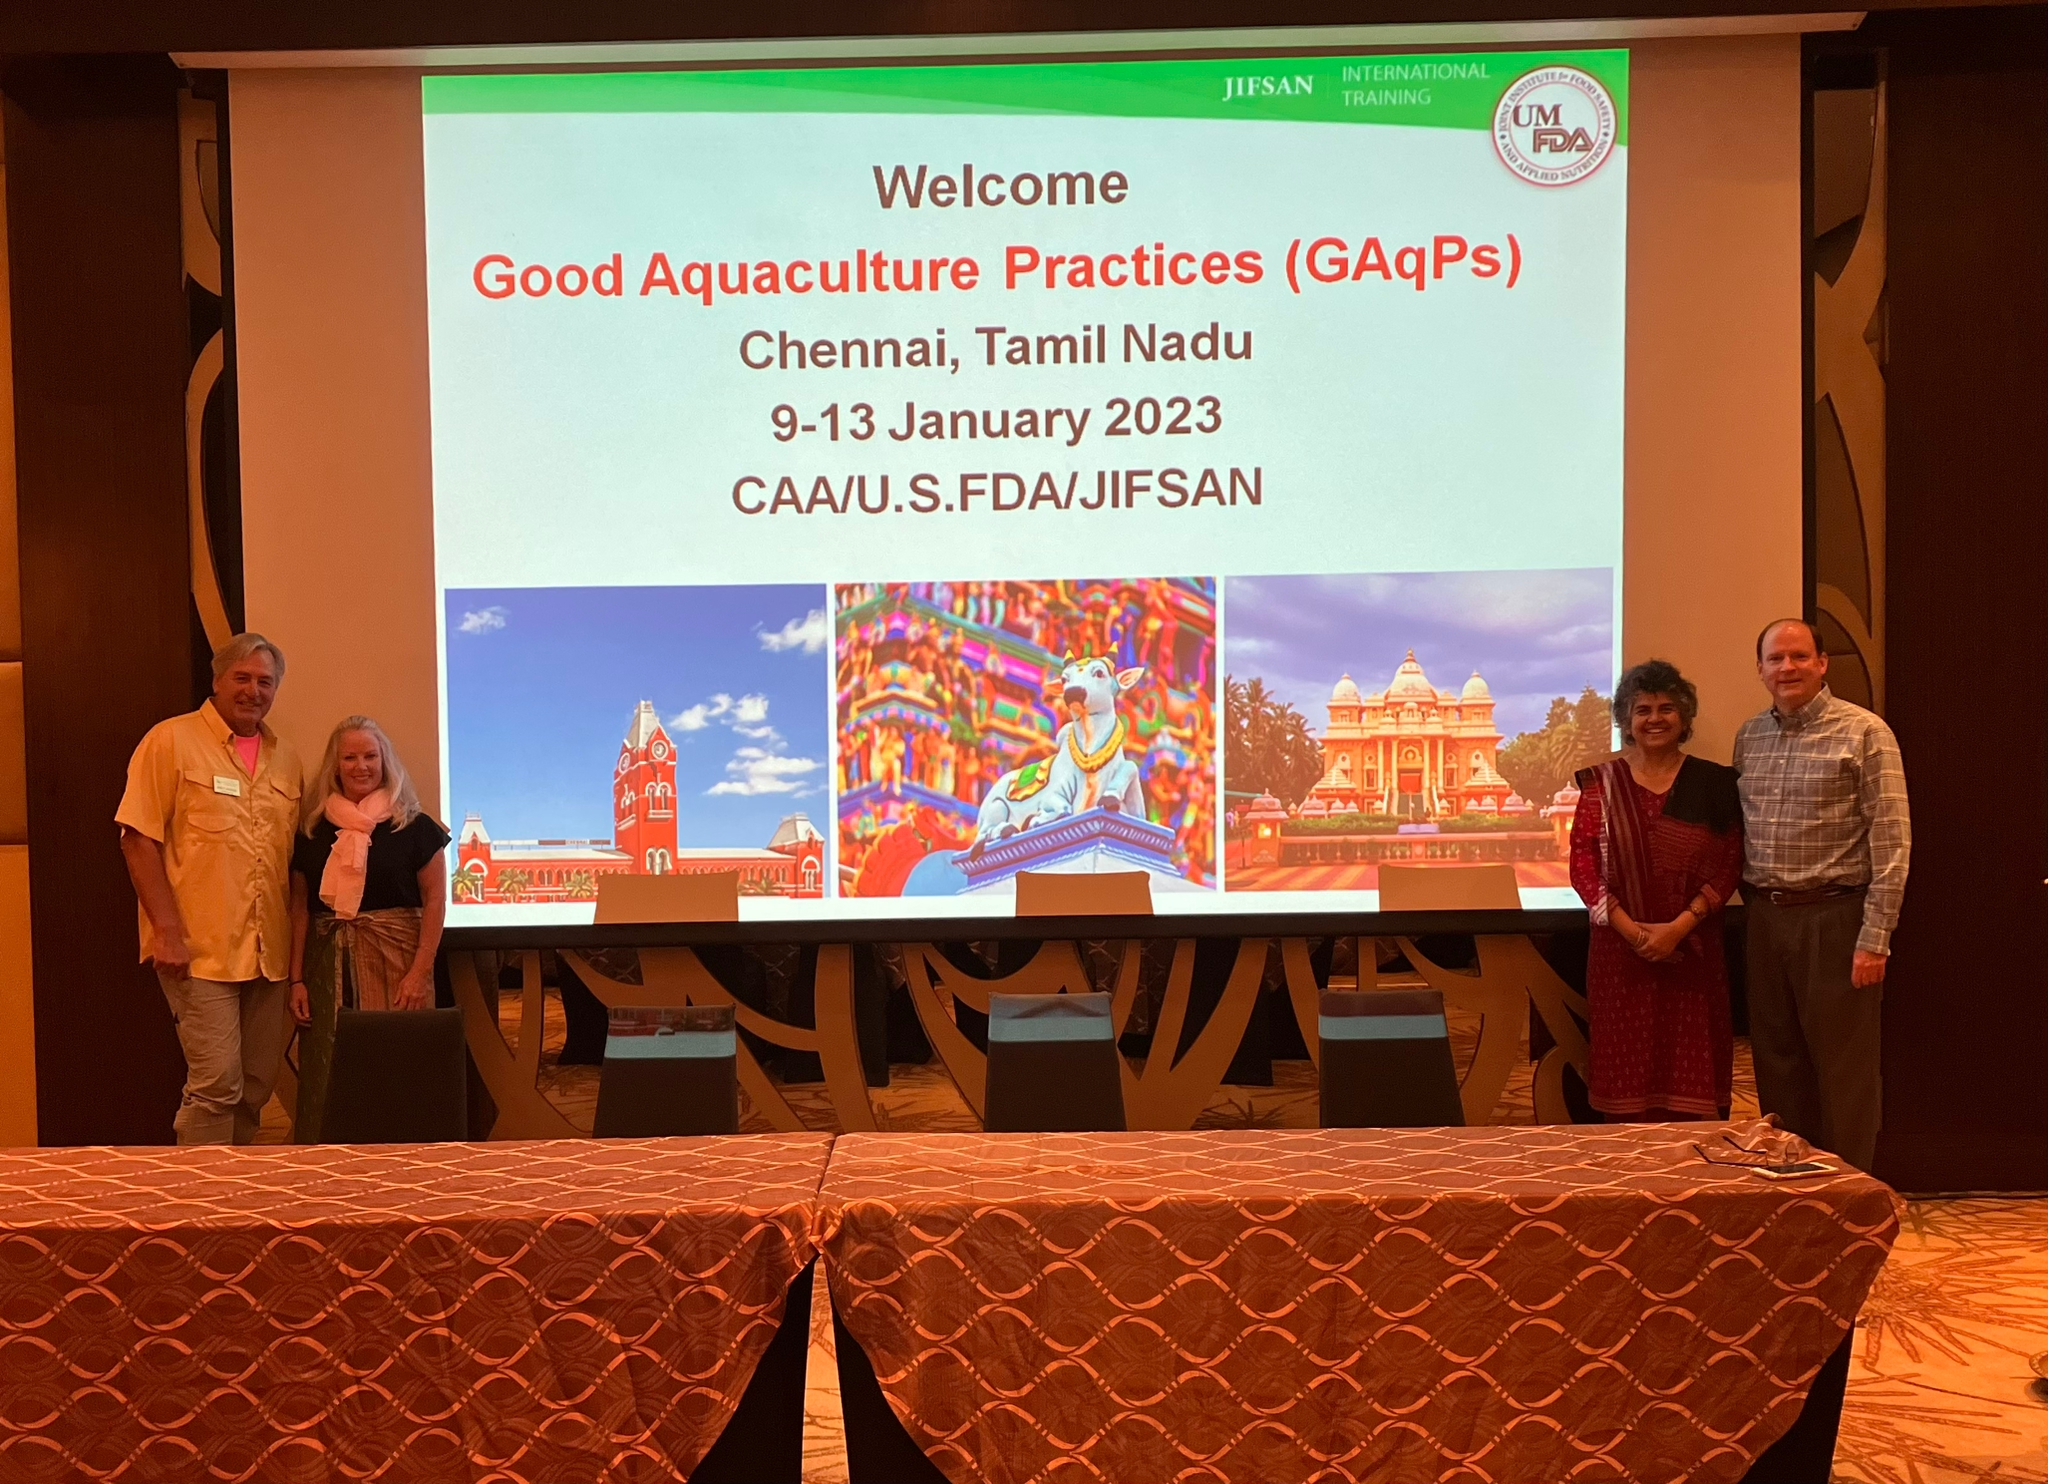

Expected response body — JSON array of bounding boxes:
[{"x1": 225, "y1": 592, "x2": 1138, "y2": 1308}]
[
  {"x1": 1837, "y1": 1198, "x2": 2048, "y2": 1483},
  {"x1": 259, "y1": 988, "x2": 2048, "y2": 1482}
]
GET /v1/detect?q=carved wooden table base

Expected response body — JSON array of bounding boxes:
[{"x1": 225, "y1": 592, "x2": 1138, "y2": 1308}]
[{"x1": 443, "y1": 936, "x2": 1592, "y2": 1138}]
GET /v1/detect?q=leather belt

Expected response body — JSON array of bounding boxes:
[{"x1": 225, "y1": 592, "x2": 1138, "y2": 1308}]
[{"x1": 1744, "y1": 883, "x2": 1867, "y2": 907}]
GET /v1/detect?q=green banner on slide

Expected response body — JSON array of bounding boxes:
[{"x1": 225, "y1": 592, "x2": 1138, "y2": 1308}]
[{"x1": 422, "y1": 50, "x2": 1628, "y2": 142}]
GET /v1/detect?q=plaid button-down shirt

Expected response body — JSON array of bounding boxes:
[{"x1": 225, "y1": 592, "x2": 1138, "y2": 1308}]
[{"x1": 1733, "y1": 687, "x2": 1911, "y2": 955}]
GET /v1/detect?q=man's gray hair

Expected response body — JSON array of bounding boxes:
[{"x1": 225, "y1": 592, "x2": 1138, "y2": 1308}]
[{"x1": 211, "y1": 631, "x2": 287, "y2": 684}]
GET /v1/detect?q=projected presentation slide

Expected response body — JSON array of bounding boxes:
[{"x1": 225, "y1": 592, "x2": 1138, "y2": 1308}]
[{"x1": 423, "y1": 51, "x2": 1628, "y2": 923}]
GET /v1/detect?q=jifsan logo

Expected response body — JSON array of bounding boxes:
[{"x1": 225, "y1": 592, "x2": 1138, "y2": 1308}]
[{"x1": 1220, "y1": 72, "x2": 1316, "y2": 101}]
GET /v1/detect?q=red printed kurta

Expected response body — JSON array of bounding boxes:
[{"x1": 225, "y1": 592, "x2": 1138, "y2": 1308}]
[{"x1": 1569, "y1": 758, "x2": 1744, "y2": 1117}]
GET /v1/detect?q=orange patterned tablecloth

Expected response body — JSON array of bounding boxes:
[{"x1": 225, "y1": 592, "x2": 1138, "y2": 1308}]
[
  {"x1": 0, "y1": 1134, "x2": 831, "y2": 1483},
  {"x1": 819, "y1": 1123, "x2": 1898, "y2": 1484}
]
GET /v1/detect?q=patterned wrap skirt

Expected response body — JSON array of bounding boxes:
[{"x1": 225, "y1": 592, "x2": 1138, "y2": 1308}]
[{"x1": 293, "y1": 906, "x2": 425, "y2": 1143}]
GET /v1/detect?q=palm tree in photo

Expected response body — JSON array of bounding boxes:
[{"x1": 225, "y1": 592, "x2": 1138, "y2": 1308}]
[
  {"x1": 1497, "y1": 687, "x2": 1616, "y2": 807},
  {"x1": 1224, "y1": 675, "x2": 1325, "y2": 807}
]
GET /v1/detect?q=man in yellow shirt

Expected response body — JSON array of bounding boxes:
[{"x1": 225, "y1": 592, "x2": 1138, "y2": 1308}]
[{"x1": 116, "y1": 634, "x2": 304, "y2": 1144}]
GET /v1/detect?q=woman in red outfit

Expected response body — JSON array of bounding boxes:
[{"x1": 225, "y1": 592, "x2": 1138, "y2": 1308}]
[{"x1": 1570, "y1": 660, "x2": 1744, "y2": 1120}]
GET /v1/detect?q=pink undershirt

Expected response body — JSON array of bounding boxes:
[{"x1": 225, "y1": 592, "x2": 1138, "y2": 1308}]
[{"x1": 232, "y1": 732, "x2": 261, "y2": 775}]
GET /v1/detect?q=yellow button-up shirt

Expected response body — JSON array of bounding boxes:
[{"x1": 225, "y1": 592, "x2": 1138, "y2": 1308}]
[{"x1": 115, "y1": 703, "x2": 304, "y2": 982}]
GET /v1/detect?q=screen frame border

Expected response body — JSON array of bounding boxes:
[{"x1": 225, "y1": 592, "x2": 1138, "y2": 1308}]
[{"x1": 444, "y1": 904, "x2": 1591, "y2": 946}]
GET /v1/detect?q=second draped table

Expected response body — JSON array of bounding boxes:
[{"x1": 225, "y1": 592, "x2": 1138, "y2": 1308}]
[{"x1": 817, "y1": 1121, "x2": 1897, "y2": 1484}]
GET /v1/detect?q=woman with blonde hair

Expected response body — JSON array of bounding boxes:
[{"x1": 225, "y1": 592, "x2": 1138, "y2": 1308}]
[{"x1": 287, "y1": 716, "x2": 450, "y2": 1141}]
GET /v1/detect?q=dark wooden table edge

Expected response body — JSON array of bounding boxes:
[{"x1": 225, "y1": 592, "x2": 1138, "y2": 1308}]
[{"x1": 446, "y1": 906, "x2": 1595, "y2": 949}]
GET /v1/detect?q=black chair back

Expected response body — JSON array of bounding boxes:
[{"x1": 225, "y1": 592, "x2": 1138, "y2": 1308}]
[
  {"x1": 322, "y1": 1007, "x2": 469, "y2": 1143},
  {"x1": 984, "y1": 991, "x2": 1125, "y2": 1133},
  {"x1": 594, "y1": 1004, "x2": 740, "y2": 1137},
  {"x1": 1318, "y1": 988, "x2": 1465, "y2": 1128}
]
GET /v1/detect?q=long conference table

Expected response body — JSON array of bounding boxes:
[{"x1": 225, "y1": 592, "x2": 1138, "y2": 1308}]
[{"x1": 0, "y1": 1122, "x2": 1896, "y2": 1484}]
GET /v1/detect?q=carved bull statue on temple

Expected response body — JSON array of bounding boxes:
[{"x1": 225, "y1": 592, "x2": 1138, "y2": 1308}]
[{"x1": 972, "y1": 654, "x2": 1147, "y2": 850}]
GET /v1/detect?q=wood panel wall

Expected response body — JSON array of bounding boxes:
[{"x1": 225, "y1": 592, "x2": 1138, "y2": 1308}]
[
  {"x1": 4, "y1": 56, "x2": 193, "y2": 1144},
  {"x1": 1871, "y1": 5, "x2": 2048, "y2": 1190},
  {"x1": 0, "y1": 116, "x2": 30, "y2": 1147}
]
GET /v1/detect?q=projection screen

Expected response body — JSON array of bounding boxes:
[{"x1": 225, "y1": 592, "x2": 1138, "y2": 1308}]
[{"x1": 230, "y1": 35, "x2": 1804, "y2": 928}]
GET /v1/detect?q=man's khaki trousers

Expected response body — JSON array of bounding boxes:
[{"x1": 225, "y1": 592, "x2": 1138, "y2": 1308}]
[{"x1": 158, "y1": 973, "x2": 292, "y2": 1145}]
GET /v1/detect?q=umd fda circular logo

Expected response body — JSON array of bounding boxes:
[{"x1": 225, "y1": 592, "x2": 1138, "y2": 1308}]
[{"x1": 1493, "y1": 66, "x2": 1617, "y2": 187}]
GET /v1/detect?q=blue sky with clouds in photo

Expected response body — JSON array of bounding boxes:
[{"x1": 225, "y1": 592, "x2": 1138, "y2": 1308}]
[
  {"x1": 444, "y1": 585, "x2": 829, "y2": 844},
  {"x1": 1224, "y1": 569, "x2": 1615, "y2": 742}
]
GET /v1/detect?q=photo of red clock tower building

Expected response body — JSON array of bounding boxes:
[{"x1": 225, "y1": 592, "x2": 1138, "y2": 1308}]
[{"x1": 452, "y1": 701, "x2": 826, "y2": 903}]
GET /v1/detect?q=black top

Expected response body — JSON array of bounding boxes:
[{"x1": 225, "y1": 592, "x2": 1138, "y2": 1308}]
[
  {"x1": 1576, "y1": 754, "x2": 1743, "y2": 834},
  {"x1": 292, "y1": 813, "x2": 451, "y2": 915}
]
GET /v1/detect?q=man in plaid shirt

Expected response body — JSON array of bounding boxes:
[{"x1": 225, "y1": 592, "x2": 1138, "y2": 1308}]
[{"x1": 1734, "y1": 618, "x2": 1910, "y2": 1172}]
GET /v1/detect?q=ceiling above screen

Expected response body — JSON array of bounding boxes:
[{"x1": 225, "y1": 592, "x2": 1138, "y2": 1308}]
[{"x1": 174, "y1": 13, "x2": 1861, "y2": 70}]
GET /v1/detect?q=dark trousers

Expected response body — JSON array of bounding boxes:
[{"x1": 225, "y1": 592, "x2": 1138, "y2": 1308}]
[{"x1": 1745, "y1": 894, "x2": 1882, "y2": 1172}]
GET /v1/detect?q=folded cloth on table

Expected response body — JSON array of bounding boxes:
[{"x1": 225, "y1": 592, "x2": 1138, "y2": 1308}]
[{"x1": 1702, "y1": 1115, "x2": 1818, "y2": 1164}]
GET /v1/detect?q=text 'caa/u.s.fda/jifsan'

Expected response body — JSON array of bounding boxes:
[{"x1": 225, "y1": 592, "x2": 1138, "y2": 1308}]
[{"x1": 730, "y1": 468, "x2": 1263, "y2": 516}]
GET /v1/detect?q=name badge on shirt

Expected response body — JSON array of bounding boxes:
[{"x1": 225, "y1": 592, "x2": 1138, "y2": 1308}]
[{"x1": 212, "y1": 775, "x2": 243, "y2": 797}]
